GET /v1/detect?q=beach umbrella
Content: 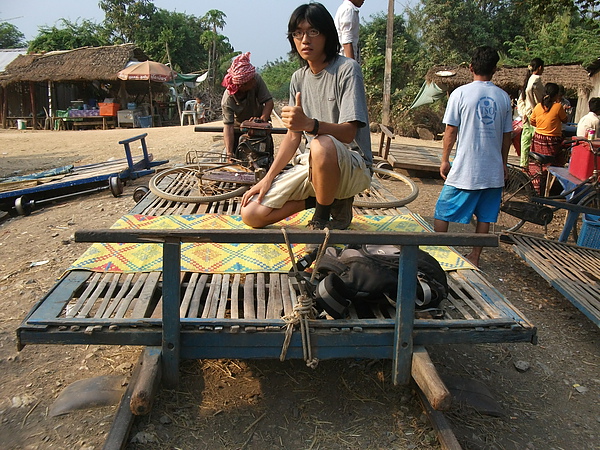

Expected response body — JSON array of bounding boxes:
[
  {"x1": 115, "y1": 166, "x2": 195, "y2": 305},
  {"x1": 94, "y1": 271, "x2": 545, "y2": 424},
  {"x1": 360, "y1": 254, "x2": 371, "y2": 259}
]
[{"x1": 117, "y1": 61, "x2": 177, "y2": 115}]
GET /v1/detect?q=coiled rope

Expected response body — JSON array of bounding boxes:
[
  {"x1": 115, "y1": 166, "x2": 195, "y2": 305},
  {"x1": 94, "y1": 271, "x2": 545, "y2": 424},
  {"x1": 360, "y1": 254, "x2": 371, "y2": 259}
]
[{"x1": 279, "y1": 227, "x2": 330, "y2": 368}]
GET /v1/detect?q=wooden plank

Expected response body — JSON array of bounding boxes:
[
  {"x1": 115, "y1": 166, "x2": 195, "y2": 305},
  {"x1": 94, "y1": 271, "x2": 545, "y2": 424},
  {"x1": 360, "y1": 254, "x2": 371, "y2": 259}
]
[
  {"x1": 131, "y1": 271, "x2": 161, "y2": 318},
  {"x1": 180, "y1": 273, "x2": 199, "y2": 317},
  {"x1": 412, "y1": 346, "x2": 452, "y2": 411},
  {"x1": 102, "y1": 349, "x2": 144, "y2": 450},
  {"x1": 266, "y1": 274, "x2": 283, "y2": 319},
  {"x1": 66, "y1": 272, "x2": 103, "y2": 318},
  {"x1": 416, "y1": 389, "x2": 463, "y2": 450},
  {"x1": 77, "y1": 274, "x2": 111, "y2": 318},
  {"x1": 243, "y1": 274, "x2": 256, "y2": 319},
  {"x1": 130, "y1": 347, "x2": 162, "y2": 416},
  {"x1": 256, "y1": 273, "x2": 266, "y2": 320},
  {"x1": 201, "y1": 274, "x2": 221, "y2": 319},
  {"x1": 281, "y1": 274, "x2": 295, "y2": 317},
  {"x1": 94, "y1": 274, "x2": 122, "y2": 318},
  {"x1": 187, "y1": 274, "x2": 209, "y2": 318},
  {"x1": 230, "y1": 274, "x2": 241, "y2": 319},
  {"x1": 115, "y1": 273, "x2": 149, "y2": 318},
  {"x1": 216, "y1": 274, "x2": 230, "y2": 319},
  {"x1": 103, "y1": 274, "x2": 135, "y2": 318}
]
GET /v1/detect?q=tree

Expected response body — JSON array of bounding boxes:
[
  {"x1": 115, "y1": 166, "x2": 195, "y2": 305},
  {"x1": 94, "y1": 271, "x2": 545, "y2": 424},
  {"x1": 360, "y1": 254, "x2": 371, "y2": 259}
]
[
  {"x1": 505, "y1": 10, "x2": 600, "y2": 66},
  {"x1": 99, "y1": 0, "x2": 157, "y2": 44},
  {"x1": 360, "y1": 13, "x2": 422, "y2": 124},
  {"x1": 201, "y1": 10, "x2": 227, "y2": 87},
  {"x1": 409, "y1": 0, "x2": 520, "y2": 65},
  {"x1": 260, "y1": 57, "x2": 300, "y2": 101},
  {"x1": 28, "y1": 19, "x2": 109, "y2": 53},
  {"x1": 0, "y1": 22, "x2": 26, "y2": 48}
]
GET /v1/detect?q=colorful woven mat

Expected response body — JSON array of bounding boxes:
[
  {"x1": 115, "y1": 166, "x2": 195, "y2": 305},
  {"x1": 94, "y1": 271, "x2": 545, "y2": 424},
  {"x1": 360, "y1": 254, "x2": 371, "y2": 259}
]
[{"x1": 68, "y1": 211, "x2": 476, "y2": 273}]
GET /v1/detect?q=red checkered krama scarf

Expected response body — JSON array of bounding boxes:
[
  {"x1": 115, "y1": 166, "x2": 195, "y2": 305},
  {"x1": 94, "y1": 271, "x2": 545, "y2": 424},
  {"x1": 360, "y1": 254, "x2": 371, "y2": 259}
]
[{"x1": 221, "y1": 52, "x2": 256, "y2": 95}]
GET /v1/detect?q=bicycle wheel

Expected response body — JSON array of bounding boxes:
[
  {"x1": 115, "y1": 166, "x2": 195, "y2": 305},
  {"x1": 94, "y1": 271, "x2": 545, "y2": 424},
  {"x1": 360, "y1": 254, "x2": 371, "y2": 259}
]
[
  {"x1": 496, "y1": 166, "x2": 536, "y2": 233},
  {"x1": 149, "y1": 164, "x2": 252, "y2": 203},
  {"x1": 354, "y1": 167, "x2": 419, "y2": 208}
]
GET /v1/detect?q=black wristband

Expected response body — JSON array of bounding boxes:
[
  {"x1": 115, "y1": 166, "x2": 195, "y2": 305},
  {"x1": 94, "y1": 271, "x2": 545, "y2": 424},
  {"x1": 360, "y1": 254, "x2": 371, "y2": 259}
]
[{"x1": 309, "y1": 118, "x2": 319, "y2": 136}]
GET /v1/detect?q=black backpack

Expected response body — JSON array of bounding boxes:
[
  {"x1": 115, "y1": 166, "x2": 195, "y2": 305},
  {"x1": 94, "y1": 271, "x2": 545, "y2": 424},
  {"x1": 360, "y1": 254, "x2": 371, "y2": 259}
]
[{"x1": 305, "y1": 245, "x2": 448, "y2": 319}]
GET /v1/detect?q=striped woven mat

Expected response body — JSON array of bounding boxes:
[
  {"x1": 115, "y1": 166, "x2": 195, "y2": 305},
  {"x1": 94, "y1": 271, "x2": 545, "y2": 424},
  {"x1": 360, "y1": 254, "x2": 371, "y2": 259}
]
[{"x1": 68, "y1": 211, "x2": 475, "y2": 273}]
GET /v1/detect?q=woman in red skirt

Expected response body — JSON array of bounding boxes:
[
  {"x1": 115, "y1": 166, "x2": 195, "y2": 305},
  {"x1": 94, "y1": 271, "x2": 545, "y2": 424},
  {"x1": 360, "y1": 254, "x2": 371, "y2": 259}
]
[{"x1": 529, "y1": 82, "x2": 567, "y2": 194}]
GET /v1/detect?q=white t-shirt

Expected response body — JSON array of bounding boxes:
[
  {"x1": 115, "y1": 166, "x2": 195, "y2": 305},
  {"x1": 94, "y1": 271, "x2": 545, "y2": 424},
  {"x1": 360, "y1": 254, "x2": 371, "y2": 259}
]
[
  {"x1": 334, "y1": 0, "x2": 360, "y2": 59},
  {"x1": 576, "y1": 111, "x2": 600, "y2": 138},
  {"x1": 443, "y1": 80, "x2": 513, "y2": 190}
]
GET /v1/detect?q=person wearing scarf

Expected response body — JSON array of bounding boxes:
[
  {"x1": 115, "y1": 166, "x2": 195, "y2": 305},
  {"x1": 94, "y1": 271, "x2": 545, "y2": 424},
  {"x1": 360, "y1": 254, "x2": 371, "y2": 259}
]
[{"x1": 221, "y1": 53, "x2": 274, "y2": 161}]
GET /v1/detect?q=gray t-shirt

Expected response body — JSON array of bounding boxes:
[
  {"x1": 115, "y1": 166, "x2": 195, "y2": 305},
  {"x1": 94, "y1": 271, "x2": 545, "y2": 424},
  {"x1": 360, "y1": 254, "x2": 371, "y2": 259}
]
[
  {"x1": 289, "y1": 56, "x2": 372, "y2": 165},
  {"x1": 221, "y1": 73, "x2": 272, "y2": 125}
]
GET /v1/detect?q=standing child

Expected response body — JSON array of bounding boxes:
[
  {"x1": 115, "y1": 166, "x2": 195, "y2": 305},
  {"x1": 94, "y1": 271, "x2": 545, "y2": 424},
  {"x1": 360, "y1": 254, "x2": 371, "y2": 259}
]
[{"x1": 518, "y1": 58, "x2": 545, "y2": 167}]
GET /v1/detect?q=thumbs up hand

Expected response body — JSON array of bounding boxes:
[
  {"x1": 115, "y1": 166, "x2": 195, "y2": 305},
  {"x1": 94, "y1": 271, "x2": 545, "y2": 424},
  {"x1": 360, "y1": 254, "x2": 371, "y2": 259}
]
[{"x1": 281, "y1": 92, "x2": 313, "y2": 133}]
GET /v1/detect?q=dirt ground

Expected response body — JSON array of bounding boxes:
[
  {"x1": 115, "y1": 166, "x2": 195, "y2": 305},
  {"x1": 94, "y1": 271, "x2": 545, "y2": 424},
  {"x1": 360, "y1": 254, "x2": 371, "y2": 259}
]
[{"x1": 0, "y1": 124, "x2": 598, "y2": 450}]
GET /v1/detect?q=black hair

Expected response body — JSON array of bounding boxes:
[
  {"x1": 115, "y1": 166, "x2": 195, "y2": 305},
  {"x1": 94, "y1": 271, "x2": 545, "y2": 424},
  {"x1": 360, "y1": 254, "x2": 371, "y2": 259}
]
[
  {"x1": 287, "y1": 3, "x2": 341, "y2": 65},
  {"x1": 541, "y1": 82, "x2": 560, "y2": 111},
  {"x1": 520, "y1": 57, "x2": 544, "y2": 100},
  {"x1": 470, "y1": 46, "x2": 499, "y2": 76},
  {"x1": 589, "y1": 97, "x2": 600, "y2": 115}
]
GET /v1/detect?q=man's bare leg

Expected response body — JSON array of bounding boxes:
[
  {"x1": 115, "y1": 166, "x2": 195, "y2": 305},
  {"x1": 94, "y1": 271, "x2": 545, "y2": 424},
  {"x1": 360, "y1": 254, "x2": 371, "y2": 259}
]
[
  {"x1": 464, "y1": 221, "x2": 490, "y2": 267},
  {"x1": 309, "y1": 136, "x2": 340, "y2": 206},
  {"x1": 434, "y1": 219, "x2": 449, "y2": 233},
  {"x1": 241, "y1": 199, "x2": 305, "y2": 228}
]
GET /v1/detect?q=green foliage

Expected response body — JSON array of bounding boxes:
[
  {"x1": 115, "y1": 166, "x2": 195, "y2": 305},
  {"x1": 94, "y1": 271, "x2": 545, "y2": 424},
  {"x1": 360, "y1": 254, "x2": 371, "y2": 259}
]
[
  {"x1": 410, "y1": 0, "x2": 519, "y2": 65},
  {"x1": 505, "y1": 10, "x2": 600, "y2": 66},
  {"x1": 99, "y1": 0, "x2": 157, "y2": 44},
  {"x1": 0, "y1": 22, "x2": 26, "y2": 48},
  {"x1": 260, "y1": 57, "x2": 300, "y2": 101},
  {"x1": 28, "y1": 19, "x2": 109, "y2": 53},
  {"x1": 360, "y1": 13, "x2": 423, "y2": 125}
]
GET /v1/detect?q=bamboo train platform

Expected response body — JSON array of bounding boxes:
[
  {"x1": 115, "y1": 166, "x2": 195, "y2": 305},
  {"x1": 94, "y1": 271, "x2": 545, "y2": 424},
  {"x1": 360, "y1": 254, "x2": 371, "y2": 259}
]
[
  {"x1": 510, "y1": 232, "x2": 600, "y2": 328},
  {"x1": 376, "y1": 124, "x2": 519, "y2": 175},
  {"x1": 16, "y1": 168, "x2": 537, "y2": 448}
]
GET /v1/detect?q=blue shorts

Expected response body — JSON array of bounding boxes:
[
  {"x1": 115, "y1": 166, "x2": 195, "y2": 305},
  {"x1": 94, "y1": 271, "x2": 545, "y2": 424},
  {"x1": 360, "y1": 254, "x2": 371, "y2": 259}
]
[{"x1": 434, "y1": 185, "x2": 502, "y2": 224}]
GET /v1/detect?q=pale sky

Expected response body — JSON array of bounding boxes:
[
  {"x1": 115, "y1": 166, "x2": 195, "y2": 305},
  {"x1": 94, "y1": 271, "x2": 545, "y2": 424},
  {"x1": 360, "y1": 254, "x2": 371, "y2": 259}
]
[{"x1": 0, "y1": 1, "x2": 414, "y2": 68}]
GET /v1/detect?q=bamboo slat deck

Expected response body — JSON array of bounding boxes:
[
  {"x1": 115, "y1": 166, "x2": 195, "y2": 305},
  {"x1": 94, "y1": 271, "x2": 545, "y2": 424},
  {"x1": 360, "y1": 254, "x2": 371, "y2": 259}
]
[
  {"x1": 375, "y1": 126, "x2": 519, "y2": 175},
  {"x1": 18, "y1": 177, "x2": 537, "y2": 355},
  {"x1": 510, "y1": 233, "x2": 600, "y2": 327}
]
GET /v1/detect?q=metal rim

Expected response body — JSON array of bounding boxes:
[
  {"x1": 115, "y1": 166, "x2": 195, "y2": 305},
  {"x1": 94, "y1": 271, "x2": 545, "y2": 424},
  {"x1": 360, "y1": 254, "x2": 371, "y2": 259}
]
[
  {"x1": 354, "y1": 167, "x2": 419, "y2": 208},
  {"x1": 149, "y1": 164, "x2": 250, "y2": 203}
]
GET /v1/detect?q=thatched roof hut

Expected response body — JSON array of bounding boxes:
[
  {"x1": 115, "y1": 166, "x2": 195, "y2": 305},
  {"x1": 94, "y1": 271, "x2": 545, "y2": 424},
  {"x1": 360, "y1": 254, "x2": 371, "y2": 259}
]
[
  {"x1": 424, "y1": 63, "x2": 595, "y2": 122},
  {"x1": 0, "y1": 44, "x2": 148, "y2": 85},
  {"x1": 425, "y1": 64, "x2": 593, "y2": 96},
  {"x1": 0, "y1": 44, "x2": 159, "y2": 129}
]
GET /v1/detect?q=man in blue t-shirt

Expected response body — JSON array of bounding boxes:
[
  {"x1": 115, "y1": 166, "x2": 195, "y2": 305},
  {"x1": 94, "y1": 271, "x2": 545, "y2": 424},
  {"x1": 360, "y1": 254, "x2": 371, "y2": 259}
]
[{"x1": 434, "y1": 46, "x2": 512, "y2": 267}]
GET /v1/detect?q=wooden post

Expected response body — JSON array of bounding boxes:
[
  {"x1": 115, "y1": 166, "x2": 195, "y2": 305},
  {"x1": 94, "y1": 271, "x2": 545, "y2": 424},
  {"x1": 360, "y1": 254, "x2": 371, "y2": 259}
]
[
  {"x1": 29, "y1": 81, "x2": 36, "y2": 130},
  {"x1": 130, "y1": 346, "x2": 162, "y2": 415},
  {"x1": 412, "y1": 346, "x2": 452, "y2": 410},
  {"x1": 162, "y1": 239, "x2": 181, "y2": 388},
  {"x1": 392, "y1": 245, "x2": 417, "y2": 385},
  {"x1": 381, "y1": 0, "x2": 394, "y2": 125}
]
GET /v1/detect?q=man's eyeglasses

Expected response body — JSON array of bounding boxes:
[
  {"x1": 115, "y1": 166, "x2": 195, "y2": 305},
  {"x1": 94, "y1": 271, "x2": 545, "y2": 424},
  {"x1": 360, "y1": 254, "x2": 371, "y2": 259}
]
[{"x1": 291, "y1": 29, "x2": 320, "y2": 40}]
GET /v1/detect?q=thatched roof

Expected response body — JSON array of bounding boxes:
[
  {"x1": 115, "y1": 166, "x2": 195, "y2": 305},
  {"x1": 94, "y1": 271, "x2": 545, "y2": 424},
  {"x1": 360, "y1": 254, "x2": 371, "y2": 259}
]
[
  {"x1": 425, "y1": 64, "x2": 592, "y2": 95},
  {"x1": 0, "y1": 44, "x2": 148, "y2": 85}
]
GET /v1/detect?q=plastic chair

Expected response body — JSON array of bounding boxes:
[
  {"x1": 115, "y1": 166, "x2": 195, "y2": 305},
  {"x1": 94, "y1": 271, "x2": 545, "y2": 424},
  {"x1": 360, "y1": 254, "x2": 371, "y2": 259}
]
[{"x1": 180, "y1": 100, "x2": 197, "y2": 126}]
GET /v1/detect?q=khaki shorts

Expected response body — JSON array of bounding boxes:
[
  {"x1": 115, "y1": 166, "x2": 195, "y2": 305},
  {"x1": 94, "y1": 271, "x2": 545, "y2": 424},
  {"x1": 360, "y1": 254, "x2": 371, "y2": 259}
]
[{"x1": 259, "y1": 135, "x2": 372, "y2": 209}]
